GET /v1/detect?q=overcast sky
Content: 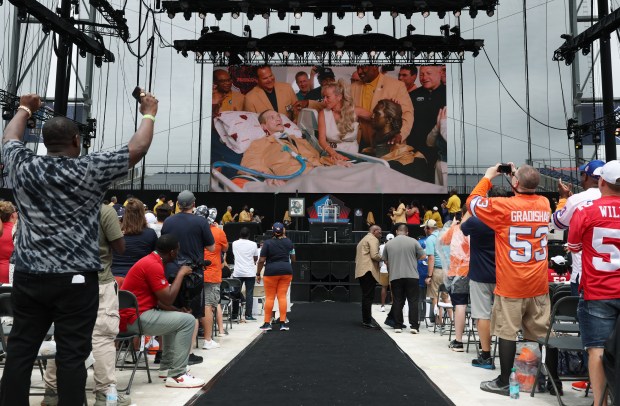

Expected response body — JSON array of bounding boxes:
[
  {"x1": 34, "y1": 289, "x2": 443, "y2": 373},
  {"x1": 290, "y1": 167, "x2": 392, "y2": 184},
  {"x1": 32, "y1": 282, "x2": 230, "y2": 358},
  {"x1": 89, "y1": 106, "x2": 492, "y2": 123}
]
[{"x1": 1, "y1": 0, "x2": 619, "y2": 177}]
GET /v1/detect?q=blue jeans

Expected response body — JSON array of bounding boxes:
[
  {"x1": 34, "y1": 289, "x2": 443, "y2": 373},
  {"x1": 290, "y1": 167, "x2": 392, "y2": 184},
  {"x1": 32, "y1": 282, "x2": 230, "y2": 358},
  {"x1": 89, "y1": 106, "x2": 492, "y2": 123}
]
[
  {"x1": 578, "y1": 297, "x2": 620, "y2": 348},
  {"x1": 0, "y1": 271, "x2": 99, "y2": 406},
  {"x1": 235, "y1": 277, "x2": 255, "y2": 317}
]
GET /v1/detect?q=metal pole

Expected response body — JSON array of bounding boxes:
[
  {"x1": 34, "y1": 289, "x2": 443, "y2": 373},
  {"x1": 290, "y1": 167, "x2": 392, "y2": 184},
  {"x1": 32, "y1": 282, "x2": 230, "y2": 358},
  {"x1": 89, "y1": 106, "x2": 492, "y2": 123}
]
[
  {"x1": 196, "y1": 23, "x2": 206, "y2": 191},
  {"x1": 522, "y1": 0, "x2": 532, "y2": 165},
  {"x1": 130, "y1": 1, "x2": 143, "y2": 190},
  {"x1": 598, "y1": 0, "x2": 616, "y2": 160},
  {"x1": 7, "y1": 10, "x2": 22, "y2": 96},
  {"x1": 54, "y1": 0, "x2": 72, "y2": 116},
  {"x1": 569, "y1": 0, "x2": 583, "y2": 165}
]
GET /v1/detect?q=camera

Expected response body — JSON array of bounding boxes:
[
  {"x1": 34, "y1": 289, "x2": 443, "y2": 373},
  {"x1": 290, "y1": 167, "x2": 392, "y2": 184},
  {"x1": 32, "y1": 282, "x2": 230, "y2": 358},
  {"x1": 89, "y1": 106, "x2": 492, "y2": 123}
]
[
  {"x1": 285, "y1": 104, "x2": 294, "y2": 112},
  {"x1": 167, "y1": 259, "x2": 211, "y2": 309},
  {"x1": 131, "y1": 86, "x2": 144, "y2": 102},
  {"x1": 498, "y1": 164, "x2": 512, "y2": 174}
]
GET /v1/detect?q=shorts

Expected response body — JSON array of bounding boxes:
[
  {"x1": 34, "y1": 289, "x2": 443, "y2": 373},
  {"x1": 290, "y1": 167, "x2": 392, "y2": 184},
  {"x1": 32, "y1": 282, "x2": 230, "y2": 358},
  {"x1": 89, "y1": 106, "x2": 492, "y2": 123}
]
[
  {"x1": 449, "y1": 292, "x2": 468, "y2": 306},
  {"x1": 188, "y1": 287, "x2": 205, "y2": 319},
  {"x1": 204, "y1": 283, "x2": 220, "y2": 307},
  {"x1": 469, "y1": 280, "x2": 496, "y2": 320},
  {"x1": 426, "y1": 268, "x2": 445, "y2": 299},
  {"x1": 379, "y1": 273, "x2": 389, "y2": 287},
  {"x1": 491, "y1": 294, "x2": 550, "y2": 341},
  {"x1": 578, "y1": 297, "x2": 620, "y2": 348}
]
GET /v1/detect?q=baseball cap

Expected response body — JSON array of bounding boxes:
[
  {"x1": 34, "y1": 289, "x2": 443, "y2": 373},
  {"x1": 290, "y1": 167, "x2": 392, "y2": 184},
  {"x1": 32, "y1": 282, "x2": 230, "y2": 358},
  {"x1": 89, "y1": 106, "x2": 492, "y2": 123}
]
[
  {"x1": 593, "y1": 160, "x2": 620, "y2": 185},
  {"x1": 145, "y1": 212, "x2": 156, "y2": 224},
  {"x1": 579, "y1": 159, "x2": 605, "y2": 178},
  {"x1": 432, "y1": 206, "x2": 438, "y2": 211},
  {"x1": 550, "y1": 255, "x2": 567, "y2": 265},
  {"x1": 386, "y1": 233, "x2": 395, "y2": 241},
  {"x1": 420, "y1": 219, "x2": 438, "y2": 228},
  {"x1": 272, "y1": 222, "x2": 285, "y2": 234},
  {"x1": 318, "y1": 67, "x2": 335, "y2": 82},
  {"x1": 250, "y1": 208, "x2": 254, "y2": 213},
  {"x1": 177, "y1": 190, "x2": 196, "y2": 209}
]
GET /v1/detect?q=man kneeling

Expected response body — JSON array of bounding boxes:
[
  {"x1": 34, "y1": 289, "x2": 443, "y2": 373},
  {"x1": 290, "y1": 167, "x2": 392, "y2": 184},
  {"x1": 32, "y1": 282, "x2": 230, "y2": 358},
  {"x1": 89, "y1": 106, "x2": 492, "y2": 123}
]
[{"x1": 121, "y1": 234, "x2": 204, "y2": 388}]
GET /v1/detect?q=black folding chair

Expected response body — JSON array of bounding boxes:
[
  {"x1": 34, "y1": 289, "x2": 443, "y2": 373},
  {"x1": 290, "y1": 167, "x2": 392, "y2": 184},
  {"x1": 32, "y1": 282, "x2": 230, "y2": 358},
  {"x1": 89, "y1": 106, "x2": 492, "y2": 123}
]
[
  {"x1": 530, "y1": 296, "x2": 588, "y2": 406},
  {"x1": 115, "y1": 290, "x2": 152, "y2": 395},
  {"x1": 223, "y1": 278, "x2": 245, "y2": 324}
]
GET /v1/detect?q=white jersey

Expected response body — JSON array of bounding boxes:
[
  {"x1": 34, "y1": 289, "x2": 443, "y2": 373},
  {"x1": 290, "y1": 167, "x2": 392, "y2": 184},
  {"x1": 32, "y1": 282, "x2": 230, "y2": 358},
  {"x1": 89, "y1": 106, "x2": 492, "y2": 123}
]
[
  {"x1": 379, "y1": 243, "x2": 387, "y2": 273},
  {"x1": 232, "y1": 239, "x2": 258, "y2": 278},
  {"x1": 551, "y1": 187, "x2": 601, "y2": 282}
]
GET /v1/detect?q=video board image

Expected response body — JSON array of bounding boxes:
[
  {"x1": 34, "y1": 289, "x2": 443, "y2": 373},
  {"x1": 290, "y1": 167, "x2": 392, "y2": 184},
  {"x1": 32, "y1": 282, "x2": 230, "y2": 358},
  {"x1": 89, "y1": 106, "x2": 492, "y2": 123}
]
[{"x1": 210, "y1": 65, "x2": 447, "y2": 194}]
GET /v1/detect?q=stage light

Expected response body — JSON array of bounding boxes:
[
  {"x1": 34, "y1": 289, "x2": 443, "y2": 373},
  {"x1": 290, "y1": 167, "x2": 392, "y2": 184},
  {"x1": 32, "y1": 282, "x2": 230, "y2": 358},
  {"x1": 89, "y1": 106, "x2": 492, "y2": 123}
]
[
  {"x1": 209, "y1": 26, "x2": 219, "y2": 33},
  {"x1": 398, "y1": 50, "x2": 406, "y2": 56},
  {"x1": 244, "y1": 25, "x2": 252, "y2": 36},
  {"x1": 214, "y1": 12, "x2": 223, "y2": 21},
  {"x1": 79, "y1": 48, "x2": 86, "y2": 58},
  {"x1": 198, "y1": 12, "x2": 205, "y2": 20},
  {"x1": 363, "y1": 24, "x2": 372, "y2": 33},
  {"x1": 200, "y1": 27, "x2": 209, "y2": 36},
  {"x1": 336, "y1": 50, "x2": 343, "y2": 57},
  {"x1": 42, "y1": 25, "x2": 51, "y2": 35},
  {"x1": 337, "y1": 11, "x2": 345, "y2": 20},
  {"x1": 254, "y1": 50, "x2": 261, "y2": 56},
  {"x1": 582, "y1": 45, "x2": 590, "y2": 55},
  {"x1": 615, "y1": 127, "x2": 620, "y2": 136},
  {"x1": 428, "y1": 51, "x2": 435, "y2": 59},
  {"x1": 369, "y1": 50, "x2": 376, "y2": 57},
  {"x1": 450, "y1": 26, "x2": 460, "y2": 36},
  {"x1": 373, "y1": 10, "x2": 381, "y2": 20},
  {"x1": 95, "y1": 56, "x2": 102, "y2": 67},
  {"x1": 440, "y1": 24, "x2": 450, "y2": 36},
  {"x1": 262, "y1": 11, "x2": 270, "y2": 19},
  {"x1": 357, "y1": 10, "x2": 365, "y2": 19},
  {"x1": 560, "y1": 34, "x2": 573, "y2": 40},
  {"x1": 294, "y1": 11, "x2": 302, "y2": 19},
  {"x1": 167, "y1": 11, "x2": 175, "y2": 19},
  {"x1": 404, "y1": 12, "x2": 413, "y2": 19},
  {"x1": 247, "y1": 11, "x2": 255, "y2": 20},
  {"x1": 282, "y1": 50, "x2": 289, "y2": 58},
  {"x1": 472, "y1": 49, "x2": 479, "y2": 58},
  {"x1": 574, "y1": 136, "x2": 583, "y2": 149},
  {"x1": 469, "y1": 8, "x2": 478, "y2": 18},
  {"x1": 291, "y1": 25, "x2": 300, "y2": 34},
  {"x1": 1, "y1": 108, "x2": 13, "y2": 121},
  {"x1": 437, "y1": 11, "x2": 446, "y2": 19},
  {"x1": 183, "y1": 10, "x2": 191, "y2": 21},
  {"x1": 458, "y1": 51, "x2": 465, "y2": 58},
  {"x1": 314, "y1": 12, "x2": 322, "y2": 20},
  {"x1": 487, "y1": 6, "x2": 495, "y2": 17},
  {"x1": 277, "y1": 10, "x2": 286, "y2": 20},
  {"x1": 406, "y1": 24, "x2": 416, "y2": 35},
  {"x1": 17, "y1": 8, "x2": 26, "y2": 21},
  {"x1": 232, "y1": 11, "x2": 240, "y2": 19},
  {"x1": 453, "y1": 9, "x2": 461, "y2": 17},
  {"x1": 422, "y1": 10, "x2": 430, "y2": 18},
  {"x1": 391, "y1": 11, "x2": 398, "y2": 18},
  {"x1": 181, "y1": 49, "x2": 188, "y2": 58}
]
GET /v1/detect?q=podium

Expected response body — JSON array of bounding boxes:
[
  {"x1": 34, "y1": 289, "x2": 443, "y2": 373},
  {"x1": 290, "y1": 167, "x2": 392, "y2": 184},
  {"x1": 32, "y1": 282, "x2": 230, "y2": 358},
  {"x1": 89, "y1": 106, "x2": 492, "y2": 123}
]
[{"x1": 309, "y1": 223, "x2": 352, "y2": 243}]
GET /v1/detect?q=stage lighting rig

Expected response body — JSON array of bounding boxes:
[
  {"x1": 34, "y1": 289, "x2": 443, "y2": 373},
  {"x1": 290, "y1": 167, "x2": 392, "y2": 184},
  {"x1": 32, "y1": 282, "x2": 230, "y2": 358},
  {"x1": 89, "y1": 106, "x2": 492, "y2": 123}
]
[
  {"x1": 437, "y1": 10, "x2": 446, "y2": 19},
  {"x1": 357, "y1": 10, "x2": 365, "y2": 19},
  {"x1": 291, "y1": 25, "x2": 300, "y2": 34},
  {"x1": 391, "y1": 11, "x2": 398, "y2": 18},
  {"x1": 278, "y1": 10, "x2": 286, "y2": 20},
  {"x1": 440, "y1": 24, "x2": 450, "y2": 37},
  {"x1": 232, "y1": 11, "x2": 240, "y2": 19},
  {"x1": 337, "y1": 11, "x2": 345, "y2": 20},
  {"x1": 450, "y1": 26, "x2": 461, "y2": 36},
  {"x1": 453, "y1": 9, "x2": 461, "y2": 17},
  {"x1": 183, "y1": 10, "x2": 191, "y2": 21},
  {"x1": 363, "y1": 24, "x2": 372, "y2": 33},
  {"x1": 406, "y1": 24, "x2": 416, "y2": 35},
  {"x1": 469, "y1": 7, "x2": 478, "y2": 18},
  {"x1": 167, "y1": 11, "x2": 175, "y2": 19},
  {"x1": 294, "y1": 11, "x2": 302, "y2": 19},
  {"x1": 373, "y1": 10, "x2": 381, "y2": 20},
  {"x1": 487, "y1": 6, "x2": 495, "y2": 17},
  {"x1": 314, "y1": 11, "x2": 322, "y2": 20}
]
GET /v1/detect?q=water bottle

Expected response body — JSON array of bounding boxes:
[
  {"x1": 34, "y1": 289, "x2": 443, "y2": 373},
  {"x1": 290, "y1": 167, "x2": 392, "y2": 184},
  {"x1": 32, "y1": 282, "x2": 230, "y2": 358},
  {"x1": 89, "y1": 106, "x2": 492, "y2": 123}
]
[
  {"x1": 509, "y1": 367, "x2": 520, "y2": 399},
  {"x1": 106, "y1": 384, "x2": 118, "y2": 406}
]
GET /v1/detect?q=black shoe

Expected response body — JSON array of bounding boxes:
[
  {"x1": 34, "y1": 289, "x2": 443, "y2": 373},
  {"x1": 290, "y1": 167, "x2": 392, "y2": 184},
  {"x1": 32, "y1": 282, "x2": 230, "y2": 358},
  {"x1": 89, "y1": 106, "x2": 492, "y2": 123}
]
[
  {"x1": 384, "y1": 317, "x2": 396, "y2": 328},
  {"x1": 362, "y1": 321, "x2": 379, "y2": 329},
  {"x1": 547, "y1": 381, "x2": 563, "y2": 396},
  {"x1": 471, "y1": 355, "x2": 495, "y2": 370},
  {"x1": 448, "y1": 340, "x2": 464, "y2": 352},
  {"x1": 154, "y1": 350, "x2": 162, "y2": 364},
  {"x1": 188, "y1": 353, "x2": 203, "y2": 365},
  {"x1": 480, "y1": 376, "x2": 509, "y2": 396}
]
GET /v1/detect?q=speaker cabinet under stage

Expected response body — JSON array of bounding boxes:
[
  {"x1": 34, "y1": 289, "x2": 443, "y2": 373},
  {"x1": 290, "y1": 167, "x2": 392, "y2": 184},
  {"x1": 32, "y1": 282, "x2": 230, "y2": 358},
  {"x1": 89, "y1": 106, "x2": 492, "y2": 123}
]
[
  {"x1": 292, "y1": 261, "x2": 310, "y2": 282},
  {"x1": 310, "y1": 285, "x2": 330, "y2": 302},
  {"x1": 330, "y1": 262, "x2": 350, "y2": 282},
  {"x1": 311, "y1": 261, "x2": 331, "y2": 281},
  {"x1": 291, "y1": 284, "x2": 310, "y2": 302}
]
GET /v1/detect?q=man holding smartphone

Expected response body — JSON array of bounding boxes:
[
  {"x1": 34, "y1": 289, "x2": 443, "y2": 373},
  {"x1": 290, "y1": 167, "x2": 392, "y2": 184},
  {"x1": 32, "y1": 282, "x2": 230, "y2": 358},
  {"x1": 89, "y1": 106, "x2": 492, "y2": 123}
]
[{"x1": 0, "y1": 90, "x2": 157, "y2": 405}]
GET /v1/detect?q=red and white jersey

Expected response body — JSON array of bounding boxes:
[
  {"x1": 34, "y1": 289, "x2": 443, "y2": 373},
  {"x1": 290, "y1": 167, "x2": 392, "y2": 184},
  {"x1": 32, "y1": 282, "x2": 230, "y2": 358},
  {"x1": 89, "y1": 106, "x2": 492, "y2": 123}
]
[
  {"x1": 467, "y1": 178, "x2": 550, "y2": 298},
  {"x1": 552, "y1": 187, "x2": 601, "y2": 230},
  {"x1": 567, "y1": 195, "x2": 620, "y2": 300}
]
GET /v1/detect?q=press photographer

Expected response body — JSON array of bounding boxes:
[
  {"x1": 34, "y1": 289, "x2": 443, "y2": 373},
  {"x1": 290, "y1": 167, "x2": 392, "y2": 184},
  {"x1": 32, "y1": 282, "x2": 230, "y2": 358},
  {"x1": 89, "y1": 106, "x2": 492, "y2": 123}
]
[
  {"x1": 168, "y1": 258, "x2": 211, "y2": 311},
  {"x1": 120, "y1": 234, "x2": 206, "y2": 388}
]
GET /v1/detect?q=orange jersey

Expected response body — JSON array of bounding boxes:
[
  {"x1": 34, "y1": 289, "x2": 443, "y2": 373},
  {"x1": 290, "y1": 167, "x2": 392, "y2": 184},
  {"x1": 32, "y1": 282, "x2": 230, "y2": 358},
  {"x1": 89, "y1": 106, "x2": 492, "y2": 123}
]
[
  {"x1": 204, "y1": 225, "x2": 228, "y2": 283},
  {"x1": 466, "y1": 178, "x2": 550, "y2": 298}
]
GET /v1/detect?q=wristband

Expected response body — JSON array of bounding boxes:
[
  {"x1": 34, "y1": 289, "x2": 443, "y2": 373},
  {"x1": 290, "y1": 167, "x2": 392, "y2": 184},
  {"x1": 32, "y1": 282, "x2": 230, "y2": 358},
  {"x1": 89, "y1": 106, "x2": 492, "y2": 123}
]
[
  {"x1": 143, "y1": 114, "x2": 156, "y2": 122},
  {"x1": 17, "y1": 105, "x2": 32, "y2": 118}
]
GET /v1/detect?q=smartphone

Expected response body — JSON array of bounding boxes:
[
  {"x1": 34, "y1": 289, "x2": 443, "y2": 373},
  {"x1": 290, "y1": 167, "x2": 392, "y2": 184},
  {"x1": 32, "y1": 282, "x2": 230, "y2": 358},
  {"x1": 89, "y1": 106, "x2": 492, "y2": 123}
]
[
  {"x1": 498, "y1": 164, "x2": 512, "y2": 174},
  {"x1": 131, "y1": 86, "x2": 143, "y2": 102}
]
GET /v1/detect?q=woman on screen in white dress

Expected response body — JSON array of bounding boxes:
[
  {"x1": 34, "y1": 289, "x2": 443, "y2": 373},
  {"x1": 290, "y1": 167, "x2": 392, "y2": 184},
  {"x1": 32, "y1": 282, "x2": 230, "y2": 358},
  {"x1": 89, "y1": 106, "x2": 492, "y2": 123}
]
[{"x1": 318, "y1": 80, "x2": 371, "y2": 161}]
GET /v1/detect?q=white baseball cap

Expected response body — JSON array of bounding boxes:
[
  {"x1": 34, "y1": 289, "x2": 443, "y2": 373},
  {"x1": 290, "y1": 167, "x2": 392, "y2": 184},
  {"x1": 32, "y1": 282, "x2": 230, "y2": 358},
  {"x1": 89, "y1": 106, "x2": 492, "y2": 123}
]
[
  {"x1": 420, "y1": 219, "x2": 438, "y2": 228},
  {"x1": 593, "y1": 160, "x2": 620, "y2": 185},
  {"x1": 386, "y1": 233, "x2": 395, "y2": 240}
]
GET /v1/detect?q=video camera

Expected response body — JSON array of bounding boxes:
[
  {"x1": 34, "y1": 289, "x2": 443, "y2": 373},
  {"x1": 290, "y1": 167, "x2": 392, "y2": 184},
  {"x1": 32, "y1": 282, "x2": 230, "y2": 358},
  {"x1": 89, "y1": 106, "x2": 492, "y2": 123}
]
[{"x1": 168, "y1": 259, "x2": 211, "y2": 309}]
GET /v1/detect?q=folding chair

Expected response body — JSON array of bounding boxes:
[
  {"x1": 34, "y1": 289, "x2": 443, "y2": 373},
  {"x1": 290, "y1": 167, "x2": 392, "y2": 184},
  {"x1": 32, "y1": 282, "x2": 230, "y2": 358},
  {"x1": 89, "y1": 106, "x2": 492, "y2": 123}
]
[
  {"x1": 222, "y1": 278, "x2": 245, "y2": 325},
  {"x1": 219, "y1": 280, "x2": 233, "y2": 331},
  {"x1": 116, "y1": 290, "x2": 152, "y2": 395},
  {"x1": 530, "y1": 296, "x2": 588, "y2": 406}
]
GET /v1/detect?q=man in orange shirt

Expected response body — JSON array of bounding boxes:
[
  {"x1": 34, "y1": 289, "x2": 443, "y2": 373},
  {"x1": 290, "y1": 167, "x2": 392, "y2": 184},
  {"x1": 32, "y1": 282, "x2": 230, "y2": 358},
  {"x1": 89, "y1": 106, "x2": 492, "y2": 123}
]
[
  {"x1": 467, "y1": 163, "x2": 560, "y2": 396},
  {"x1": 196, "y1": 206, "x2": 228, "y2": 350}
]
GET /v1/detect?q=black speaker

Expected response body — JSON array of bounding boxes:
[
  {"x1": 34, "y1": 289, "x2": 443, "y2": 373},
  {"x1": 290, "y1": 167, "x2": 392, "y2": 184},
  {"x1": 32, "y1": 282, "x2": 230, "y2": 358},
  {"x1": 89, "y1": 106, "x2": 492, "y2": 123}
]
[
  {"x1": 311, "y1": 261, "x2": 331, "y2": 281},
  {"x1": 310, "y1": 285, "x2": 330, "y2": 302},
  {"x1": 295, "y1": 244, "x2": 312, "y2": 261},
  {"x1": 293, "y1": 261, "x2": 310, "y2": 282},
  {"x1": 291, "y1": 283, "x2": 310, "y2": 302},
  {"x1": 330, "y1": 261, "x2": 351, "y2": 282},
  {"x1": 331, "y1": 286, "x2": 349, "y2": 302},
  {"x1": 331, "y1": 243, "x2": 356, "y2": 261}
]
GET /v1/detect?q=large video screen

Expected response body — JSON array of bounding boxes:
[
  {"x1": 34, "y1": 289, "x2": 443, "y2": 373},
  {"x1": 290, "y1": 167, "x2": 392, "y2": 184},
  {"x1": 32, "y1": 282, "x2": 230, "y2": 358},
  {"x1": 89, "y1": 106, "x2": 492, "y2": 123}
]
[{"x1": 210, "y1": 65, "x2": 447, "y2": 194}]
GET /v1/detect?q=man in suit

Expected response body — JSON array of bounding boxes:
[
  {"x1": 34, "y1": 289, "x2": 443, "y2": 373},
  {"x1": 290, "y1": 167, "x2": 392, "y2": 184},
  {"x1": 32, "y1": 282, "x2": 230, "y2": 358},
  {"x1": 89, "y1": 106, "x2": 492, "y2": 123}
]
[
  {"x1": 355, "y1": 225, "x2": 383, "y2": 329},
  {"x1": 350, "y1": 65, "x2": 414, "y2": 149},
  {"x1": 243, "y1": 66, "x2": 299, "y2": 122},
  {"x1": 212, "y1": 69, "x2": 244, "y2": 114}
]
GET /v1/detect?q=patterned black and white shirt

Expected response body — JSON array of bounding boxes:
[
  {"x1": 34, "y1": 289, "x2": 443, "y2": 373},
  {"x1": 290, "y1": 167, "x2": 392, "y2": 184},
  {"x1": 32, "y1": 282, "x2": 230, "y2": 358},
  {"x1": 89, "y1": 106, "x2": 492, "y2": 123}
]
[{"x1": 3, "y1": 141, "x2": 129, "y2": 274}]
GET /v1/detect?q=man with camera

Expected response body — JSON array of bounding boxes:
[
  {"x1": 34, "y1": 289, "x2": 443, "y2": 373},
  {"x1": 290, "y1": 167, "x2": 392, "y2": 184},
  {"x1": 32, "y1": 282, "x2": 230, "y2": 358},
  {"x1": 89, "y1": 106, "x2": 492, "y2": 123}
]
[
  {"x1": 0, "y1": 90, "x2": 157, "y2": 405},
  {"x1": 121, "y1": 234, "x2": 204, "y2": 388}
]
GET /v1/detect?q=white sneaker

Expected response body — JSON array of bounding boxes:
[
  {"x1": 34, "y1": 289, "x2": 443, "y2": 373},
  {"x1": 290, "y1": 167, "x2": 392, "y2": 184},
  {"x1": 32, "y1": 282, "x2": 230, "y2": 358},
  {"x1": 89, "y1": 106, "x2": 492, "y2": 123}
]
[
  {"x1": 410, "y1": 329, "x2": 419, "y2": 334},
  {"x1": 202, "y1": 340, "x2": 220, "y2": 350},
  {"x1": 165, "y1": 373, "x2": 205, "y2": 388},
  {"x1": 394, "y1": 328, "x2": 402, "y2": 333},
  {"x1": 380, "y1": 305, "x2": 386, "y2": 312},
  {"x1": 159, "y1": 366, "x2": 190, "y2": 379}
]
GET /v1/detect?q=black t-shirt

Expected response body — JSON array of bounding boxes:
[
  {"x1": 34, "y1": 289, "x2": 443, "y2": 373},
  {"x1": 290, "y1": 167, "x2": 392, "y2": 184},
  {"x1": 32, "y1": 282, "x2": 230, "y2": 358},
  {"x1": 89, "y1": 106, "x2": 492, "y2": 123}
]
[
  {"x1": 304, "y1": 86, "x2": 323, "y2": 101},
  {"x1": 161, "y1": 213, "x2": 215, "y2": 264},
  {"x1": 264, "y1": 89, "x2": 279, "y2": 111},
  {"x1": 407, "y1": 83, "x2": 447, "y2": 150},
  {"x1": 260, "y1": 237, "x2": 294, "y2": 276},
  {"x1": 112, "y1": 228, "x2": 158, "y2": 277}
]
